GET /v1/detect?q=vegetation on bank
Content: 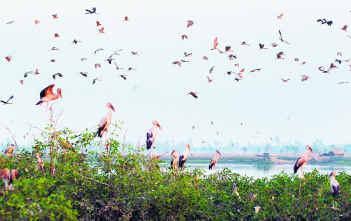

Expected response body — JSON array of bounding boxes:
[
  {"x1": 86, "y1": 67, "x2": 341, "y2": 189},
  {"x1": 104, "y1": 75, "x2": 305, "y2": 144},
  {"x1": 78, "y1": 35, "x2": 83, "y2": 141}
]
[{"x1": 1, "y1": 125, "x2": 351, "y2": 220}]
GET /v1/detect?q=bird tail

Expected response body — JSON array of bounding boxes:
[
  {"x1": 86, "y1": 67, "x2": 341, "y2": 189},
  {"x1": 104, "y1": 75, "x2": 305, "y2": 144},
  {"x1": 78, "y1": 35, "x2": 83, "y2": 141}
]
[
  {"x1": 35, "y1": 100, "x2": 43, "y2": 105},
  {"x1": 293, "y1": 157, "x2": 302, "y2": 174},
  {"x1": 96, "y1": 127, "x2": 103, "y2": 138},
  {"x1": 209, "y1": 161, "x2": 215, "y2": 170}
]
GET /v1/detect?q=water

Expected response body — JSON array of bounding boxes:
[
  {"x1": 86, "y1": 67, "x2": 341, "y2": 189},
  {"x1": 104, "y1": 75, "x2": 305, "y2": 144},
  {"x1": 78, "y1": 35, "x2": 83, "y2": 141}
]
[{"x1": 160, "y1": 157, "x2": 351, "y2": 178}]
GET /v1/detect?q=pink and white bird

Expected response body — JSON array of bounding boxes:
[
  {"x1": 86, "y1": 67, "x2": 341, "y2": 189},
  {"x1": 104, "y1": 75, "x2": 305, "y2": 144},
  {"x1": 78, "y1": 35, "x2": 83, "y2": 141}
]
[
  {"x1": 293, "y1": 145, "x2": 314, "y2": 174},
  {"x1": 96, "y1": 102, "x2": 116, "y2": 138},
  {"x1": 178, "y1": 144, "x2": 191, "y2": 169},
  {"x1": 0, "y1": 168, "x2": 19, "y2": 191},
  {"x1": 329, "y1": 171, "x2": 340, "y2": 196},
  {"x1": 146, "y1": 120, "x2": 161, "y2": 150},
  {"x1": 209, "y1": 150, "x2": 222, "y2": 170},
  {"x1": 35, "y1": 84, "x2": 62, "y2": 105}
]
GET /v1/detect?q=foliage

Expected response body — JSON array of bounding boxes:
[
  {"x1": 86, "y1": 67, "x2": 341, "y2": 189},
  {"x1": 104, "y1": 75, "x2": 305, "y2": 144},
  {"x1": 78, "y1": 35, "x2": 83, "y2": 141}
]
[{"x1": 1, "y1": 125, "x2": 351, "y2": 220}]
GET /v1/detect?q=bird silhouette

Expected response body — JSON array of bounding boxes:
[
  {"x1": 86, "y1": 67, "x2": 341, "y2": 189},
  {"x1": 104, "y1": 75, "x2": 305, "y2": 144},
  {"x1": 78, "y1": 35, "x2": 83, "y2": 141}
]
[
  {"x1": 85, "y1": 7, "x2": 97, "y2": 14},
  {"x1": 0, "y1": 95, "x2": 14, "y2": 105}
]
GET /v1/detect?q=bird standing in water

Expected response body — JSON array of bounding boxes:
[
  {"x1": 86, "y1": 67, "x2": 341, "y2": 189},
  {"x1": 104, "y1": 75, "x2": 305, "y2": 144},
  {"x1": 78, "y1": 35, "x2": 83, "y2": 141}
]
[
  {"x1": 96, "y1": 103, "x2": 116, "y2": 153},
  {"x1": 209, "y1": 150, "x2": 222, "y2": 170}
]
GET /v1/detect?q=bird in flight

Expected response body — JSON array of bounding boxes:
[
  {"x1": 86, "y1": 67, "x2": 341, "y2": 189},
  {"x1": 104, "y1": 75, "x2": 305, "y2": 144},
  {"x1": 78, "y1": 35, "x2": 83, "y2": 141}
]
[
  {"x1": 301, "y1": 74, "x2": 309, "y2": 82},
  {"x1": 211, "y1": 37, "x2": 219, "y2": 50},
  {"x1": 35, "y1": 84, "x2": 62, "y2": 105},
  {"x1": 186, "y1": 20, "x2": 194, "y2": 28},
  {"x1": 85, "y1": 7, "x2": 97, "y2": 14},
  {"x1": 52, "y1": 73, "x2": 64, "y2": 80},
  {"x1": 276, "y1": 51, "x2": 285, "y2": 59},
  {"x1": 79, "y1": 72, "x2": 88, "y2": 77},
  {"x1": 188, "y1": 91, "x2": 198, "y2": 99},
  {"x1": 5, "y1": 56, "x2": 12, "y2": 62},
  {"x1": 277, "y1": 13, "x2": 284, "y2": 20},
  {"x1": 0, "y1": 95, "x2": 14, "y2": 105}
]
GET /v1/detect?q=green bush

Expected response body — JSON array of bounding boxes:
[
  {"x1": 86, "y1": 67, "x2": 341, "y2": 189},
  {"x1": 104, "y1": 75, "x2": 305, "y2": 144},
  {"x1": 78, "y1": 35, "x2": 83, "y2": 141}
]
[{"x1": 1, "y1": 126, "x2": 351, "y2": 220}]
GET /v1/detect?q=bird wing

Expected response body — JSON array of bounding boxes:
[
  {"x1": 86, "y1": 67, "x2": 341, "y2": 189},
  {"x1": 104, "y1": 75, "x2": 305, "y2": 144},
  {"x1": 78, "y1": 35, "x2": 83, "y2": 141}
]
[
  {"x1": 6, "y1": 95, "x2": 14, "y2": 103},
  {"x1": 40, "y1": 84, "x2": 55, "y2": 98}
]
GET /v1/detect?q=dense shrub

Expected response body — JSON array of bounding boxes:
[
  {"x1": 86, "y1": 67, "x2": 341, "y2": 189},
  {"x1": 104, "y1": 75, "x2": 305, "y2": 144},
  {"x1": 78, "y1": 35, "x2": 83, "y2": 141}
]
[{"x1": 1, "y1": 127, "x2": 351, "y2": 220}]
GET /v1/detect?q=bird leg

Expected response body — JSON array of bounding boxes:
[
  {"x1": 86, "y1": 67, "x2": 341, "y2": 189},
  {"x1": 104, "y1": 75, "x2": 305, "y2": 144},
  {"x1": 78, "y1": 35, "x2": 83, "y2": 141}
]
[
  {"x1": 299, "y1": 164, "x2": 305, "y2": 179},
  {"x1": 104, "y1": 133, "x2": 110, "y2": 155},
  {"x1": 3, "y1": 180, "x2": 8, "y2": 191}
]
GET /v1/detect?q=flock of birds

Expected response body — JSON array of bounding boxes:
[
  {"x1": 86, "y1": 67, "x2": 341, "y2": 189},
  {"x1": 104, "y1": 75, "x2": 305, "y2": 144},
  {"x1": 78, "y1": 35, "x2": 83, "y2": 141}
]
[{"x1": 0, "y1": 7, "x2": 348, "y2": 199}]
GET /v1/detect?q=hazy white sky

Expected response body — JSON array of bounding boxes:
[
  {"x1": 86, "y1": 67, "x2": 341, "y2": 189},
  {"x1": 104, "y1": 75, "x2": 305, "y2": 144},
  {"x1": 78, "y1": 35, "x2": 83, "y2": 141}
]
[{"x1": 0, "y1": 0, "x2": 351, "y2": 148}]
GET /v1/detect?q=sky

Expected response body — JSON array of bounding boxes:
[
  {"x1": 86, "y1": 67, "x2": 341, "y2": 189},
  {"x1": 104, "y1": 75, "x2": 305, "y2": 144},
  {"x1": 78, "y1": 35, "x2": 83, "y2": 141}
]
[{"x1": 0, "y1": 0, "x2": 351, "y2": 151}]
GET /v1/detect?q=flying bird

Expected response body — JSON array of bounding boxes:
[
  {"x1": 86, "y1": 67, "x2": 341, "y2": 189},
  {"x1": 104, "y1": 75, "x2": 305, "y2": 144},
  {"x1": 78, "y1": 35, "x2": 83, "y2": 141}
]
[
  {"x1": 120, "y1": 74, "x2": 127, "y2": 80},
  {"x1": 79, "y1": 72, "x2": 88, "y2": 77},
  {"x1": 301, "y1": 74, "x2": 309, "y2": 82},
  {"x1": 184, "y1": 52, "x2": 192, "y2": 57},
  {"x1": 186, "y1": 20, "x2": 194, "y2": 28},
  {"x1": 0, "y1": 95, "x2": 14, "y2": 105},
  {"x1": 94, "y1": 48, "x2": 104, "y2": 54},
  {"x1": 72, "y1": 39, "x2": 81, "y2": 44},
  {"x1": 209, "y1": 66, "x2": 215, "y2": 74},
  {"x1": 172, "y1": 60, "x2": 182, "y2": 67},
  {"x1": 131, "y1": 51, "x2": 139, "y2": 55},
  {"x1": 277, "y1": 13, "x2": 284, "y2": 19},
  {"x1": 52, "y1": 14, "x2": 58, "y2": 19},
  {"x1": 85, "y1": 7, "x2": 97, "y2": 14},
  {"x1": 5, "y1": 56, "x2": 12, "y2": 62},
  {"x1": 35, "y1": 84, "x2": 62, "y2": 105},
  {"x1": 98, "y1": 27, "x2": 105, "y2": 33},
  {"x1": 207, "y1": 75, "x2": 213, "y2": 83},
  {"x1": 188, "y1": 91, "x2": 198, "y2": 99},
  {"x1": 92, "y1": 77, "x2": 101, "y2": 85},
  {"x1": 211, "y1": 37, "x2": 219, "y2": 50},
  {"x1": 278, "y1": 30, "x2": 290, "y2": 44},
  {"x1": 341, "y1": 25, "x2": 348, "y2": 32},
  {"x1": 259, "y1": 43, "x2": 267, "y2": 49},
  {"x1": 276, "y1": 51, "x2": 285, "y2": 59},
  {"x1": 52, "y1": 73, "x2": 63, "y2": 79}
]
